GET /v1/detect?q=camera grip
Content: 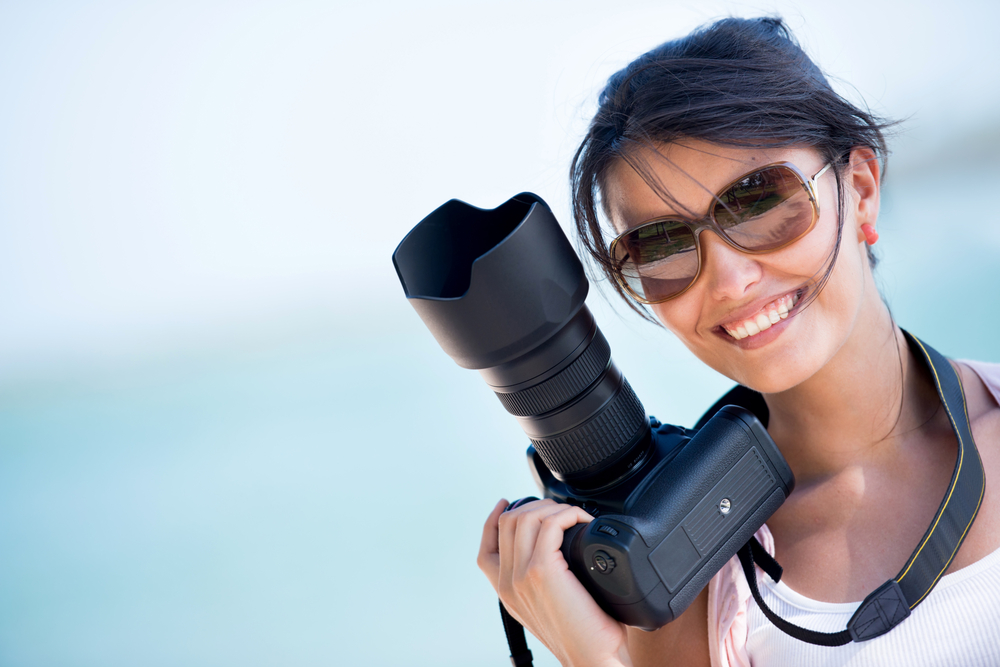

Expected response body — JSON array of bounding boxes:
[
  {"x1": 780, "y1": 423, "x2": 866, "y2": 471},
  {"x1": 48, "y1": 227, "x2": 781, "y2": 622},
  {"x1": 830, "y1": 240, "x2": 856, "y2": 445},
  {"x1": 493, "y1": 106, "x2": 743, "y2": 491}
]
[{"x1": 560, "y1": 523, "x2": 587, "y2": 563}]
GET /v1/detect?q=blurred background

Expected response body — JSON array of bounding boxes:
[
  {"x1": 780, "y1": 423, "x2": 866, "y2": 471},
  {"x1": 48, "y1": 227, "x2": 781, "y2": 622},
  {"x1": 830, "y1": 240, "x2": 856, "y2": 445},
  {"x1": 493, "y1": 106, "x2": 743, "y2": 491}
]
[{"x1": 1, "y1": 1, "x2": 998, "y2": 665}]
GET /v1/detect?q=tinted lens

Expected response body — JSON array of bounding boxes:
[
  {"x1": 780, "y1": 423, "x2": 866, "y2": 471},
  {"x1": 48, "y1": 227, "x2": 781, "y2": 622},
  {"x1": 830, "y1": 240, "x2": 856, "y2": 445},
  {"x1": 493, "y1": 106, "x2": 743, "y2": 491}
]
[
  {"x1": 713, "y1": 165, "x2": 816, "y2": 252},
  {"x1": 612, "y1": 220, "x2": 698, "y2": 302}
]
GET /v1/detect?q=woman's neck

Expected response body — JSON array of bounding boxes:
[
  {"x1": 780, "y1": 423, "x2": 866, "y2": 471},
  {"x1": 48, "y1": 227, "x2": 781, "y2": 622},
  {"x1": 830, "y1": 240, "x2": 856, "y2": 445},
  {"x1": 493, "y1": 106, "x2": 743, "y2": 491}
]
[{"x1": 762, "y1": 299, "x2": 940, "y2": 486}]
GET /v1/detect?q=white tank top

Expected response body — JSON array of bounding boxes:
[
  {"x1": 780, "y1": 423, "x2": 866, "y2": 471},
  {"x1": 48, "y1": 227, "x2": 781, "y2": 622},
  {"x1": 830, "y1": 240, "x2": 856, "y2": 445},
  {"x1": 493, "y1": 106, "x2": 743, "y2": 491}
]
[{"x1": 745, "y1": 542, "x2": 1000, "y2": 665}]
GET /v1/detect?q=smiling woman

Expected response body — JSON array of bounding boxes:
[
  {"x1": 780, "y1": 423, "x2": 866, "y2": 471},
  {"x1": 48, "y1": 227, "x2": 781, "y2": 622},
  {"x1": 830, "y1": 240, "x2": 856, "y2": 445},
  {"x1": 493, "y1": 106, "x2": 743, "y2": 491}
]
[{"x1": 477, "y1": 16, "x2": 1000, "y2": 667}]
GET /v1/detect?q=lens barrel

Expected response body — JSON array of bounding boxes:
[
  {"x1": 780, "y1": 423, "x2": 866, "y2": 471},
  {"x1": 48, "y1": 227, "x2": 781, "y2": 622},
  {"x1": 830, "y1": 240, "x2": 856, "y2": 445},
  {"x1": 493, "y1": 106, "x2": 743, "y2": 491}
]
[{"x1": 393, "y1": 194, "x2": 650, "y2": 489}]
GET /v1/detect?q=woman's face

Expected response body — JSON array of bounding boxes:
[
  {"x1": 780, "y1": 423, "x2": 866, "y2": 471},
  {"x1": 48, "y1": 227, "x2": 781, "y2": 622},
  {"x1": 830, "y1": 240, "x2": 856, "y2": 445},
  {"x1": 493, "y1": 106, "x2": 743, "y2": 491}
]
[{"x1": 603, "y1": 141, "x2": 879, "y2": 394}]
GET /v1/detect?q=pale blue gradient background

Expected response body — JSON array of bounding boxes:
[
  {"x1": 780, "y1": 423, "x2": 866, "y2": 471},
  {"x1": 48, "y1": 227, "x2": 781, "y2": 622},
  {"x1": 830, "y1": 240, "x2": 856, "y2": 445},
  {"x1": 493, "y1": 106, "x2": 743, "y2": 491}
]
[{"x1": 1, "y1": 1, "x2": 998, "y2": 666}]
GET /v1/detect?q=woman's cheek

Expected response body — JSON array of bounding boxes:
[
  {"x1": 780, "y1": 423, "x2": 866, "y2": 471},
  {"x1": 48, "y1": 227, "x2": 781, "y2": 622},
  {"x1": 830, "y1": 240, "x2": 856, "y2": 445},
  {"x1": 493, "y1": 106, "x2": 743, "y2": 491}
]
[{"x1": 651, "y1": 303, "x2": 729, "y2": 371}]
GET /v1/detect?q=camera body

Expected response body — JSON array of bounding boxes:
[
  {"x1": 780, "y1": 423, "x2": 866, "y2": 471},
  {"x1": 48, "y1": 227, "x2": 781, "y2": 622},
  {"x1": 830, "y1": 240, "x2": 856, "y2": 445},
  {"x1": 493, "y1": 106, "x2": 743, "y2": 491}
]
[
  {"x1": 544, "y1": 407, "x2": 791, "y2": 629},
  {"x1": 393, "y1": 193, "x2": 793, "y2": 629}
]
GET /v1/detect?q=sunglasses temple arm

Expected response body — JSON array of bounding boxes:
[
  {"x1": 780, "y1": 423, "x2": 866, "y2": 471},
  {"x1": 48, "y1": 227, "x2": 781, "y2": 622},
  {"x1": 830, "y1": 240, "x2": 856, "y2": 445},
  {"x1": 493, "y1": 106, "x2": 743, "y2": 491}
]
[
  {"x1": 811, "y1": 162, "x2": 832, "y2": 183},
  {"x1": 806, "y1": 162, "x2": 832, "y2": 201}
]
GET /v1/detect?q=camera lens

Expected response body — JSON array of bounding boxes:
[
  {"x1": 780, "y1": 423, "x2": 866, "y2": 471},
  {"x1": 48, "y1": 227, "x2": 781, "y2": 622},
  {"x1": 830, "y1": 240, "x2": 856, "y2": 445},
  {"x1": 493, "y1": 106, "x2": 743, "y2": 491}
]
[
  {"x1": 484, "y1": 307, "x2": 649, "y2": 489},
  {"x1": 393, "y1": 193, "x2": 650, "y2": 491}
]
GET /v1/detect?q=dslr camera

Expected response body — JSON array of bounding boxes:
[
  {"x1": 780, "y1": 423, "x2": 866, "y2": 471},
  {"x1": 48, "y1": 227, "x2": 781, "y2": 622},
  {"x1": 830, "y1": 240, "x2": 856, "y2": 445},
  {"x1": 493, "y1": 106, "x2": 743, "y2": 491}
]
[{"x1": 392, "y1": 193, "x2": 793, "y2": 629}]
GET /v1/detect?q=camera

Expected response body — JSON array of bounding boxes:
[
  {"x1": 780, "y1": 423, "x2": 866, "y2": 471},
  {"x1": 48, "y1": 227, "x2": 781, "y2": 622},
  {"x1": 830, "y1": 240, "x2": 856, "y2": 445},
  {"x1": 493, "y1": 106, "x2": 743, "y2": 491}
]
[{"x1": 392, "y1": 193, "x2": 794, "y2": 629}]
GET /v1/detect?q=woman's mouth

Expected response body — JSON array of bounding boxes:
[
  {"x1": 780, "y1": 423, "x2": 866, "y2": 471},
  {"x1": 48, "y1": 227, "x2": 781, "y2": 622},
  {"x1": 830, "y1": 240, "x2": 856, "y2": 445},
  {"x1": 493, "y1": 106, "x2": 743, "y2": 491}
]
[{"x1": 720, "y1": 289, "x2": 803, "y2": 341}]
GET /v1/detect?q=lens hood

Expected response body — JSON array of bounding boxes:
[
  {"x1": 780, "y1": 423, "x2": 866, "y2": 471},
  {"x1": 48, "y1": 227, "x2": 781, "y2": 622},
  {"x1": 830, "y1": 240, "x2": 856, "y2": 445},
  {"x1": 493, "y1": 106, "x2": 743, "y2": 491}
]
[{"x1": 392, "y1": 193, "x2": 588, "y2": 370}]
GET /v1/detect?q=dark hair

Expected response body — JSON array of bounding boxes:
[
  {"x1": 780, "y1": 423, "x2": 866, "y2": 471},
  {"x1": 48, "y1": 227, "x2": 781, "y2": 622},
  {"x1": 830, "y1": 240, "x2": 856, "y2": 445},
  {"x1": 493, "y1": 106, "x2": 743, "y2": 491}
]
[{"x1": 570, "y1": 16, "x2": 893, "y2": 318}]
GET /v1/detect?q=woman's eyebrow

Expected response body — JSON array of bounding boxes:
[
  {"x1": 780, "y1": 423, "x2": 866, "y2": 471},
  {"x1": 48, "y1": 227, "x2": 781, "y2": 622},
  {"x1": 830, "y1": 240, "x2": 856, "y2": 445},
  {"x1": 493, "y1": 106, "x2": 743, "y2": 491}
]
[
  {"x1": 613, "y1": 203, "x2": 657, "y2": 231},
  {"x1": 621, "y1": 197, "x2": 696, "y2": 229}
]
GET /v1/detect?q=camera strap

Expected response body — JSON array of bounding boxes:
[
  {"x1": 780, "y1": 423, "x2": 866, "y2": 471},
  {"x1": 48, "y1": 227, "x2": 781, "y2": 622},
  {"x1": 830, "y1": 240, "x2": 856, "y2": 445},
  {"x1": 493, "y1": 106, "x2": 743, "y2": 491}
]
[
  {"x1": 499, "y1": 601, "x2": 534, "y2": 667},
  {"x1": 731, "y1": 330, "x2": 985, "y2": 645}
]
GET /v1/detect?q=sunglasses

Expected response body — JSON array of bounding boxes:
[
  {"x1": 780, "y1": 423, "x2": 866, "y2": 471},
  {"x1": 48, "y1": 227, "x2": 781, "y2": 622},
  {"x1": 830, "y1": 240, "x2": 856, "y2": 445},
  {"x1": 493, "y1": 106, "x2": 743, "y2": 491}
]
[{"x1": 609, "y1": 161, "x2": 832, "y2": 304}]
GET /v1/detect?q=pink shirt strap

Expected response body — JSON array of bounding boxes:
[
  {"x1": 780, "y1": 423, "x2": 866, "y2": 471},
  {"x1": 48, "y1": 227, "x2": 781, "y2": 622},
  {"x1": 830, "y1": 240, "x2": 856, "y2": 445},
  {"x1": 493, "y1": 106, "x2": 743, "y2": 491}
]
[
  {"x1": 958, "y1": 359, "x2": 1000, "y2": 408},
  {"x1": 708, "y1": 524, "x2": 774, "y2": 667}
]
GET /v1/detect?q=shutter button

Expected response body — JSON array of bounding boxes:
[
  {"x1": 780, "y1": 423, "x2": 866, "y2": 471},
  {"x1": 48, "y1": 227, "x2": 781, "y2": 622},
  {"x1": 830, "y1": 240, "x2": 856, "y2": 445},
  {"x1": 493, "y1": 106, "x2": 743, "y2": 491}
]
[{"x1": 592, "y1": 551, "x2": 616, "y2": 575}]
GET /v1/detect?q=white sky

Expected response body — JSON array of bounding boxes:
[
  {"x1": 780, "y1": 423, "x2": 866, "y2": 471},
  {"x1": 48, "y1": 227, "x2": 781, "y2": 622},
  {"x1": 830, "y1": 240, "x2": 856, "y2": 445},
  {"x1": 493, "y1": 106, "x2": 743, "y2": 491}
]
[{"x1": 2, "y1": 0, "x2": 998, "y2": 378}]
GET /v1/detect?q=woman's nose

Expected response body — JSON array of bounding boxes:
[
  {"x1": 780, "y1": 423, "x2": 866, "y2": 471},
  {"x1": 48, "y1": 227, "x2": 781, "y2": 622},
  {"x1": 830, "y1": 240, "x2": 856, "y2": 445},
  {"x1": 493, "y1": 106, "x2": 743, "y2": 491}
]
[{"x1": 697, "y1": 229, "x2": 762, "y2": 301}]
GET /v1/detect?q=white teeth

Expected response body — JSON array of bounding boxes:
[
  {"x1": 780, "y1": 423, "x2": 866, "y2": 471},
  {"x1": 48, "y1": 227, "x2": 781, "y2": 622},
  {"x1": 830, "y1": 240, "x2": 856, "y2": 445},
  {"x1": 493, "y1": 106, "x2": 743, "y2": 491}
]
[{"x1": 722, "y1": 291, "x2": 801, "y2": 341}]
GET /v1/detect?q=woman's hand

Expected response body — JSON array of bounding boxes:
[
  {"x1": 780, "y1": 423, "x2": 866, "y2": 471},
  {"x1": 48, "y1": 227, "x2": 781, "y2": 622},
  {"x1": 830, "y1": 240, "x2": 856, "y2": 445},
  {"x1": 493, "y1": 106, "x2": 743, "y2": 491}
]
[{"x1": 477, "y1": 498, "x2": 633, "y2": 667}]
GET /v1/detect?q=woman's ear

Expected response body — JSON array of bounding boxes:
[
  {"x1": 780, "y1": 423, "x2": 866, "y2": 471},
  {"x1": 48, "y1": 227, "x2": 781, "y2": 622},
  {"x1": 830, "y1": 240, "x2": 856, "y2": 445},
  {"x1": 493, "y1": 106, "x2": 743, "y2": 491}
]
[{"x1": 849, "y1": 147, "x2": 881, "y2": 243}]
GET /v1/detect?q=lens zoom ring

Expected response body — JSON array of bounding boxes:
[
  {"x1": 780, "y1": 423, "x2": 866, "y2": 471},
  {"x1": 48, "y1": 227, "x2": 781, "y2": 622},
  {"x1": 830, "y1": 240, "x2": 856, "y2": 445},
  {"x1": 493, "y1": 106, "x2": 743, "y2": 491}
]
[
  {"x1": 495, "y1": 332, "x2": 611, "y2": 417},
  {"x1": 529, "y1": 377, "x2": 645, "y2": 476}
]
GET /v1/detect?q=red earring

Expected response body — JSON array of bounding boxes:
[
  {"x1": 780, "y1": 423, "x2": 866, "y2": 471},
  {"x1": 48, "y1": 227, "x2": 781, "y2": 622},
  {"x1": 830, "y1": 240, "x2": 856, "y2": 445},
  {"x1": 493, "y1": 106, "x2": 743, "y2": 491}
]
[{"x1": 861, "y1": 223, "x2": 879, "y2": 245}]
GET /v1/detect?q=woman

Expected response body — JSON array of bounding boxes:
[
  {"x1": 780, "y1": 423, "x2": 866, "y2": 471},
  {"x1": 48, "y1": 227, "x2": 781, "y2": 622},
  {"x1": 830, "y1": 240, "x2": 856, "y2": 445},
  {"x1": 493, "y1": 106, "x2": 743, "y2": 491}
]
[{"x1": 476, "y1": 17, "x2": 1000, "y2": 667}]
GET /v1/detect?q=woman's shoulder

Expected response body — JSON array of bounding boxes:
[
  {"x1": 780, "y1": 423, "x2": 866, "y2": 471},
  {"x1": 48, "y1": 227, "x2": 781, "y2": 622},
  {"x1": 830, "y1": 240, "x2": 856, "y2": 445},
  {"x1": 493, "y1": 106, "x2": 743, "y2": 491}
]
[
  {"x1": 958, "y1": 358, "x2": 1000, "y2": 396},
  {"x1": 954, "y1": 359, "x2": 1000, "y2": 441}
]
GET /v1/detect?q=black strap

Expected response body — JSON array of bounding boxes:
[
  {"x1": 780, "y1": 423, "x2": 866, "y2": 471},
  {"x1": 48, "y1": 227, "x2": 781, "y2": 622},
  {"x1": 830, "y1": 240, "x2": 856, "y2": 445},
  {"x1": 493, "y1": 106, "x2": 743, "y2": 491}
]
[
  {"x1": 749, "y1": 534, "x2": 782, "y2": 582},
  {"x1": 499, "y1": 601, "x2": 534, "y2": 667},
  {"x1": 739, "y1": 331, "x2": 986, "y2": 644},
  {"x1": 892, "y1": 333, "x2": 985, "y2": 608},
  {"x1": 738, "y1": 538, "x2": 852, "y2": 646}
]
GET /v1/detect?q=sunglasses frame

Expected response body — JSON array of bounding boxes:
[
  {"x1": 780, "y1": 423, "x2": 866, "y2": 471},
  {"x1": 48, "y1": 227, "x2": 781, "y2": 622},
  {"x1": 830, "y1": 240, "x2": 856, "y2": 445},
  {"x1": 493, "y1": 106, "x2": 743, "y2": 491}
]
[{"x1": 609, "y1": 161, "x2": 833, "y2": 304}]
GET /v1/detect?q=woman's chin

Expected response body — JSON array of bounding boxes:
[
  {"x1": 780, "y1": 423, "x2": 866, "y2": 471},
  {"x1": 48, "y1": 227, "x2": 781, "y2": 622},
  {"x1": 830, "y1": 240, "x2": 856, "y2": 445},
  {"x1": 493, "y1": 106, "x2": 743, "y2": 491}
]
[
  {"x1": 737, "y1": 371, "x2": 811, "y2": 396},
  {"x1": 707, "y1": 330, "x2": 828, "y2": 395}
]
